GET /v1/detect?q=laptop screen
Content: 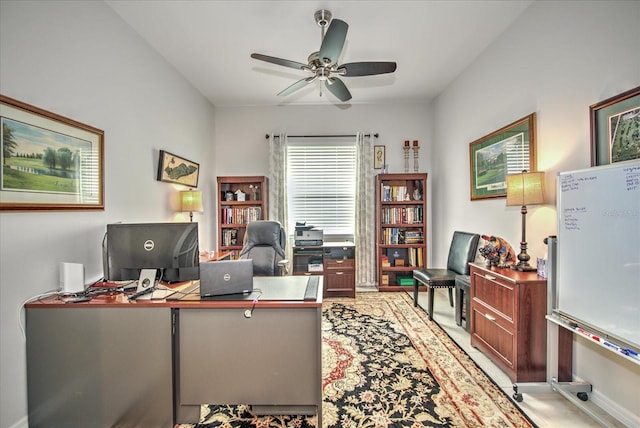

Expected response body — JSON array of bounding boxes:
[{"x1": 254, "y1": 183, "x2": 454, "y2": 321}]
[{"x1": 199, "y1": 259, "x2": 254, "y2": 297}]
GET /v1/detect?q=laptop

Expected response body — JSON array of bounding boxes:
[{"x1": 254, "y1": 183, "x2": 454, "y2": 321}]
[{"x1": 199, "y1": 259, "x2": 254, "y2": 298}]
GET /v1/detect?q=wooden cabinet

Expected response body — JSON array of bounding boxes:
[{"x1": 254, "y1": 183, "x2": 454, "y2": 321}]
[
  {"x1": 469, "y1": 262, "x2": 547, "y2": 383},
  {"x1": 323, "y1": 244, "x2": 356, "y2": 298},
  {"x1": 375, "y1": 173, "x2": 427, "y2": 291},
  {"x1": 293, "y1": 243, "x2": 355, "y2": 298},
  {"x1": 217, "y1": 176, "x2": 267, "y2": 258}
]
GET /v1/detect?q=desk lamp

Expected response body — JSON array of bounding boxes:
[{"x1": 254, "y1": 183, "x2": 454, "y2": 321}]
[
  {"x1": 180, "y1": 190, "x2": 203, "y2": 222},
  {"x1": 506, "y1": 170, "x2": 545, "y2": 271}
]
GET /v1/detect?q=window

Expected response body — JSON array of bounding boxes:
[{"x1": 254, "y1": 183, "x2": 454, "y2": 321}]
[{"x1": 287, "y1": 138, "x2": 356, "y2": 239}]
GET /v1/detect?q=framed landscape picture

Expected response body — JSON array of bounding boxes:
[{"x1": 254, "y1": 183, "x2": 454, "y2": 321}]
[
  {"x1": 469, "y1": 113, "x2": 536, "y2": 200},
  {"x1": 0, "y1": 95, "x2": 104, "y2": 211},
  {"x1": 590, "y1": 86, "x2": 640, "y2": 166},
  {"x1": 157, "y1": 150, "x2": 200, "y2": 187}
]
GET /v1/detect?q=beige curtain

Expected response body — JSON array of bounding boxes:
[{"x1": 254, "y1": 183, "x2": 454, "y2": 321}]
[
  {"x1": 355, "y1": 132, "x2": 377, "y2": 287},
  {"x1": 268, "y1": 133, "x2": 291, "y2": 260}
]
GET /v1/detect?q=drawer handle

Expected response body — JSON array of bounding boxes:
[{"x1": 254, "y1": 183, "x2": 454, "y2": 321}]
[
  {"x1": 484, "y1": 274, "x2": 496, "y2": 280},
  {"x1": 484, "y1": 313, "x2": 496, "y2": 322},
  {"x1": 336, "y1": 260, "x2": 344, "y2": 264},
  {"x1": 335, "y1": 271, "x2": 344, "y2": 275}
]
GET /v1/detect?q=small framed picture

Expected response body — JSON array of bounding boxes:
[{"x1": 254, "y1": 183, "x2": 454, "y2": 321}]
[
  {"x1": 157, "y1": 150, "x2": 199, "y2": 187},
  {"x1": 374, "y1": 145, "x2": 385, "y2": 169}
]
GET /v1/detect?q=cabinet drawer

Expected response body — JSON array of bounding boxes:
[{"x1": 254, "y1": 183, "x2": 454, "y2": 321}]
[
  {"x1": 471, "y1": 306, "x2": 516, "y2": 375},
  {"x1": 323, "y1": 246, "x2": 355, "y2": 260},
  {"x1": 324, "y1": 259, "x2": 355, "y2": 271},
  {"x1": 472, "y1": 271, "x2": 515, "y2": 323},
  {"x1": 324, "y1": 271, "x2": 355, "y2": 297}
]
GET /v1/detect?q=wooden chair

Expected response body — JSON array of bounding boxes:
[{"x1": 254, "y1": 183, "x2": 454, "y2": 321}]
[{"x1": 412, "y1": 231, "x2": 480, "y2": 321}]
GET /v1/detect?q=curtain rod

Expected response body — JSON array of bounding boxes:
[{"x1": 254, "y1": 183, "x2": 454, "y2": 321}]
[{"x1": 265, "y1": 133, "x2": 378, "y2": 139}]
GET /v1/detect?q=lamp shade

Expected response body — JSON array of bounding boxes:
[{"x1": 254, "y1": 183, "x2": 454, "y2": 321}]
[
  {"x1": 506, "y1": 171, "x2": 545, "y2": 206},
  {"x1": 180, "y1": 190, "x2": 203, "y2": 213}
]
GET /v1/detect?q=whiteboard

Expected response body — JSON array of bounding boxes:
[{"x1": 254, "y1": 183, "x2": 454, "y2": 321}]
[{"x1": 556, "y1": 160, "x2": 640, "y2": 348}]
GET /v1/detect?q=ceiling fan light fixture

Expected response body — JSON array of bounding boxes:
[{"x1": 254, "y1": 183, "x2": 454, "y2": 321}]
[{"x1": 250, "y1": 9, "x2": 397, "y2": 102}]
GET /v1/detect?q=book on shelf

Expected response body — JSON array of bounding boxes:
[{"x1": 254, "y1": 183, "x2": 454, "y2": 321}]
[
  {"x1": 222, "y1": 228, "x2": 238, "y2": 246},
  {"x1": 380, "y1": 184, "x2": 409, "y2": 202},
  {"x1": 381, "y1": 207, "x2": 423, "y2": 224},
  {"x1": 221, "y1": 207, "x2": 262, "y2": 224},
  {"x1": 380, "y1": 228, "x2": 423, "y2": 244},
  {"x1": 408, "y1": 247, "x2": 424, "y2": 267}
]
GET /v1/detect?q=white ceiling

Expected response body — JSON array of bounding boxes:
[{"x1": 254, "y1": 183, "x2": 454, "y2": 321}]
[{"x1": 106, "y1": 0, "x2": 533, "y2": 107}]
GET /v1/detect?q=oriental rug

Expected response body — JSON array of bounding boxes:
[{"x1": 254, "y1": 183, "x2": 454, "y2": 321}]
[{"x1": 179, "y1": 292, "x2": 534, "y2": 428}]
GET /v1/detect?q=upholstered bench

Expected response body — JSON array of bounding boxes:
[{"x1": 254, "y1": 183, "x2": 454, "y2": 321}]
[{"x1": 455, "y1": 274, "x2": 471, "y2": 332}]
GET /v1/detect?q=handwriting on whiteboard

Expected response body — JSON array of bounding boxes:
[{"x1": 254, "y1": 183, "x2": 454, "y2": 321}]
[
  {"x1": 624, "y1": 165, "x2": 640, "y2": 191},
  {"x1": 561, "y1": 174, "x2": 597, "y2": 193},
  {"x1": 562, "y1": 165, "x2": 640, "y2": 193},
  {"x1": 563, "y1": 207, "x2": 587, "y2": 231}
]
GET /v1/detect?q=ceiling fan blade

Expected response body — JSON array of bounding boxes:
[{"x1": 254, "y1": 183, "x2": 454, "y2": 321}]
[
  {"x1": 318, "y1": 19, "x2": 348, "y2": 65},
  {"x1": 250, "y1": 53, "x2": 307, "y2": 70},
  {"x1": 325, "y1": 77, "x2": 352, "y2": 102},
  {"x1": 277, "y1": 76, "x2": 317, "y2": 97},
  {"x1": 339, "y1": 61, "x2": 397, "y2": 77}
]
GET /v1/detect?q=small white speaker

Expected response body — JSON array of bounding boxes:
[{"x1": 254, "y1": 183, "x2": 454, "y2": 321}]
[{"x1": 60, "y1": 262, "x2": 85, "y2": 294}]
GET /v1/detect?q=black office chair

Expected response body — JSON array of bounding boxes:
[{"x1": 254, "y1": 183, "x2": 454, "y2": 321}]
[
  {"x1": 412, "y1": 231, "x2": 480, "y2": 321},
  {"x1": 238, "y1": 220, "x2": 289, "y2": 276}
]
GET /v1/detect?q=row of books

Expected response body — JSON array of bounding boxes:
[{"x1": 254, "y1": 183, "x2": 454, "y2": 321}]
[
  {"x1": 221, "y1": 228, "x2": 239, "y2": 246},
  {"x1": 380, "y1": 184, "x2": 411, "y2": 202},
  {"x1": 380, "y1": 228, "x2": 424, "y2": 244},
  {"x1": 380, "y1": 247, "x2": 425, "y2": 268},
  {"x1": 220, "y1": 207, "x2": 262, "y2": 225},
  {"x1": 380, "y1": 206, "x2": 424, "y2": 224}
]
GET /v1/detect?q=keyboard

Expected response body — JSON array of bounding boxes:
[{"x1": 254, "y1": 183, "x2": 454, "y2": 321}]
[{"x1": 304, "y1": 276, "x2": 320, "y2": 300}]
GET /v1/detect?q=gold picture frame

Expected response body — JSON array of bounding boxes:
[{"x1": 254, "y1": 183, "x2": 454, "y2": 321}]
[
  {"x1": 469, "y1": 113, "x2": 536, "y2": 200},
  {"x1": 0, "y1": 95, "x2": 104, "y2": 211}
]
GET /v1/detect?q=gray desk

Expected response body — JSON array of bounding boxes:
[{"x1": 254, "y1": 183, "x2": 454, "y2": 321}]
[{"x1": 25, "y1": 275, "x2": 323, "y2": 427}]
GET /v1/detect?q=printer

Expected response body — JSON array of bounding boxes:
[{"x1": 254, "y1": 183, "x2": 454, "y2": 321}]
[{"x1": 294, "y1": 222, "x2": 323, "y2": 246}]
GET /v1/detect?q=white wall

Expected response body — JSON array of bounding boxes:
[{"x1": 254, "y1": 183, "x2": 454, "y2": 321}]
[
  {"x1": 2, "y1": 1, "x2": 639, "y2": 427},
  {"x1": 433, "y1": 1, "x2": 640, "y2": 425},
  {"x1": 212, "y1": 103, "x2": 433, "y2": 246},
  {"x1": 0, "y1": 2, "x2": 214, "y2": 427}
]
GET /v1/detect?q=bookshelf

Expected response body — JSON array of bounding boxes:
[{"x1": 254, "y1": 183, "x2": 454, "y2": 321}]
[
  {"x1": 376, "y1": 173, "x2": 428, "y2": 291},
  {"x1": 217, "y1": 176, "x2": 268, "y2": 259}
]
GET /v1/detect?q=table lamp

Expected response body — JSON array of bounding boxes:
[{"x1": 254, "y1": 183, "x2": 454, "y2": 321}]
[
  {"x1": 506, "y1": 170, "x2": 545, "y2": 271},
  {"x1": 180, "y1": 190, "x2": 203, "y2": 222}
]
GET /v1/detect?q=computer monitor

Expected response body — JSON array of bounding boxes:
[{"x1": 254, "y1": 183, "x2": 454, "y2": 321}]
[{"x1": 103, "y1": 222, "x2": 199, "y2": 282}]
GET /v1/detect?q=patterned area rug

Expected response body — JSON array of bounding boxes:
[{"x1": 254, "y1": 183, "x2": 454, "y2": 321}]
[{"x1": 180, "y1": 292, "x2": 534, "y2": 428}]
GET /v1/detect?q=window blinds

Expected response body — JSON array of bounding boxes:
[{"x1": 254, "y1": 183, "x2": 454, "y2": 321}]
[{"x1": 286, "y1": 139, "x2": 356, "y2": 236}]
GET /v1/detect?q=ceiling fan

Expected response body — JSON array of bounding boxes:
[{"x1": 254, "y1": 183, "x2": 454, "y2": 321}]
[{"x1": 250, "y1": 9, "x2": 397, "y2": 102}]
